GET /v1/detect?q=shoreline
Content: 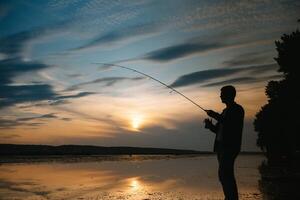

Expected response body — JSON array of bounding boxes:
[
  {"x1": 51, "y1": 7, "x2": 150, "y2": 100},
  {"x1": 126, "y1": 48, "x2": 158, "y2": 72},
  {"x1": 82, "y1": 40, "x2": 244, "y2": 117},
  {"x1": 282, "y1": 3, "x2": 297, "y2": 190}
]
[{"x1": 0, "y1": 153, "x2": 264, "y2": 164}]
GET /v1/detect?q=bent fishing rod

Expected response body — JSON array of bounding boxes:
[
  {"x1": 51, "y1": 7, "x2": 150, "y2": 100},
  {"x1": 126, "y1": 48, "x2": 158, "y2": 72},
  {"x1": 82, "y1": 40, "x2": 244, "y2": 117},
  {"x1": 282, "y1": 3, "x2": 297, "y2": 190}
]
[{"x1": 94, "y1": 62, "x2": 207, "y2": 112}]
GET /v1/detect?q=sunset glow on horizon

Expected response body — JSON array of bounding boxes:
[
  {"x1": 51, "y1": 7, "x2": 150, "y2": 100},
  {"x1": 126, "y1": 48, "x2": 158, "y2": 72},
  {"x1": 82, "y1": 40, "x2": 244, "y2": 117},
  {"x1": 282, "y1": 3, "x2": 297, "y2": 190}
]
[{"x1": 1, "y1": 0, "x2": 299, "y2": 151}]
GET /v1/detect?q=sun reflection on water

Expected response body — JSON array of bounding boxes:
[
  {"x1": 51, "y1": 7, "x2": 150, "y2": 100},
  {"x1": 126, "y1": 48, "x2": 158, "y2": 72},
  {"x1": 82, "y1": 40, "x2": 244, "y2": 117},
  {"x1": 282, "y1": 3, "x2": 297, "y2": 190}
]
[{"x1": 129, "y1": 177, "x2": 141, "y2": 191}]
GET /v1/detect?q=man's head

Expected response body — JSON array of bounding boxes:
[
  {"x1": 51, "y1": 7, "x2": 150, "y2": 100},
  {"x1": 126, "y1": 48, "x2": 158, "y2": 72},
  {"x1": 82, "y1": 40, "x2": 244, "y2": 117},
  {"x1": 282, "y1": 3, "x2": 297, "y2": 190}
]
[{"x1": 220, "y1": 85, "x2": 236, "y2": 104}]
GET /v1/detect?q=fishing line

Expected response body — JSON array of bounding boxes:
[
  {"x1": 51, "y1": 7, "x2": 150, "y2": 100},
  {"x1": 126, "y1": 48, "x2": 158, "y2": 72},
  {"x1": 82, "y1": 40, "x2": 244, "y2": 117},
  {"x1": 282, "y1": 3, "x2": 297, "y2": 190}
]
[{"x1": 93, "y1": 62, "x2": 207, "y2": 112}]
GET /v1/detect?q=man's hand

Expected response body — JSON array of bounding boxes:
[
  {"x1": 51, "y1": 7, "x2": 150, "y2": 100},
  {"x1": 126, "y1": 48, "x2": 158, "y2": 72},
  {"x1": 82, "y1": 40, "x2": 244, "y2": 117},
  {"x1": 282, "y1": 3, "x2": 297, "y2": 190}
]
[
  {"x1": 205, "y1": 110, "x2": 218, "y2": 118},
  {"x1": 203, "y1": 118, "x2": 213, "y2": 129}
]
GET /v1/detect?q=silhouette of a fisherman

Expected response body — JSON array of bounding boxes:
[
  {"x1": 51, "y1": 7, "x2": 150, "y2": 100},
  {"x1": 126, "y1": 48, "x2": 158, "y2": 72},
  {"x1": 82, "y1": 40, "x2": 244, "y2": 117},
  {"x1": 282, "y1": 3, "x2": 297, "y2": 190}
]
[{"x1": 204, "y1": 85, "x2": 244, "y2": 200}]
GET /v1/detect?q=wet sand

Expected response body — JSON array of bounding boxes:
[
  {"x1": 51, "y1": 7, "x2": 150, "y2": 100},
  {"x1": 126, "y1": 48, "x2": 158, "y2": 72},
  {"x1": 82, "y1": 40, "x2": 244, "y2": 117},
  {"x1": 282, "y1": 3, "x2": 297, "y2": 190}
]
[{"x1": 0, "y1": 154, "x2": 264, "y2": 200}]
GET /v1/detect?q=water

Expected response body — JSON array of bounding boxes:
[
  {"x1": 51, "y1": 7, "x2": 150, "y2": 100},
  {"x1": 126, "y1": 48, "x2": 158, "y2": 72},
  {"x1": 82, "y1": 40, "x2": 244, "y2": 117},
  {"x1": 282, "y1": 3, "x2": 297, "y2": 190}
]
[{"x1": 0, "y1": 155, "x2": 264, "y2": 200}]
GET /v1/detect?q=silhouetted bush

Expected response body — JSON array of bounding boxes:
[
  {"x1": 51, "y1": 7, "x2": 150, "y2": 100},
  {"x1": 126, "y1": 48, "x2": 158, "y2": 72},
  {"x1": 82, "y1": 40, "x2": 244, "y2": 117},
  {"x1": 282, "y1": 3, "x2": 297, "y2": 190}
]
[{"x1": 254, "y1": 23, "x2": 300, "y2": 162}]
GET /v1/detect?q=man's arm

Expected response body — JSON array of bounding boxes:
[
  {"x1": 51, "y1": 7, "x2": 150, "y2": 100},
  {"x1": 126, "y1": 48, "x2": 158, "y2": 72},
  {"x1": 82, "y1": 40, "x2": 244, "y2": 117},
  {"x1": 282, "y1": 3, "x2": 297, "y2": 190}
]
[{"x1": 206, "y1": 110, "x2": 223, "y2": 121}]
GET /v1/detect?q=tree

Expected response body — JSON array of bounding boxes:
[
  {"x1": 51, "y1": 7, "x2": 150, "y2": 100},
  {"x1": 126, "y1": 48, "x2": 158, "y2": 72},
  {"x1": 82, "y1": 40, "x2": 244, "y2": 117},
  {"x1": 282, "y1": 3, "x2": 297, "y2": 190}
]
[{"x1": 254, "y1": 22, "x2": 300, "y2": 162}]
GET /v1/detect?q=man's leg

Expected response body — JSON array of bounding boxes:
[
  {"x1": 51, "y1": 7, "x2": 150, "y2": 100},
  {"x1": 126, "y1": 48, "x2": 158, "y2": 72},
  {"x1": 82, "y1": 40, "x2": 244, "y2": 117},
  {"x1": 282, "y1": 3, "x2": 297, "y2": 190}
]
[{"x1": 218, "y1": 152, "x2": 239, "y2": 200}]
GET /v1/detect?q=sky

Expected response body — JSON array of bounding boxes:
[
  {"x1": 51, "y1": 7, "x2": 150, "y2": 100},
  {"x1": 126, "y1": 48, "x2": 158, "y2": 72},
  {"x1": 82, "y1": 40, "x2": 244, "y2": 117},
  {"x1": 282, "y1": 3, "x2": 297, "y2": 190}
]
[{"x1": 0, "y1": 0, "x2": 299, "y2": 151}]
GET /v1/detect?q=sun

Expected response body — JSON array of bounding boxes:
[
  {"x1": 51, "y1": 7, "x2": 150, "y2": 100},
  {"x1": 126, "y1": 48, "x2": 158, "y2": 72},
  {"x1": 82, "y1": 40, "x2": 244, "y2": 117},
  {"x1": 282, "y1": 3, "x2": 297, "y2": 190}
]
[{"x1": 131, "y1": 114, "x2": 143, "y2": 130}]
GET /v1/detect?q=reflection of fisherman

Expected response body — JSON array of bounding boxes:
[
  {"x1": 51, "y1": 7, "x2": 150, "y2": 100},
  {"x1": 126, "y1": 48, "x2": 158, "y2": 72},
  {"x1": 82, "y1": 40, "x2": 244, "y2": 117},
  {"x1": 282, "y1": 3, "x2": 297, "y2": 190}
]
[{"x1": 204, "y1": 85, "x2": 244, "y2": 200}]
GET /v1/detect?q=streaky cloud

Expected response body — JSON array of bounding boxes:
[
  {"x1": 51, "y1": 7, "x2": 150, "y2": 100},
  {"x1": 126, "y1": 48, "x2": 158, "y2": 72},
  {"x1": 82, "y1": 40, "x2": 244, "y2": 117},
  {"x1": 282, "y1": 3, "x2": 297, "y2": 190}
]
[
  {"x1": 0, "y1": 84, "x2": 96, "y2": 109},
  {"x1": 67, "y1": 76, "x2": 145, "y2": 91},
  {"x1": 143, "y1": 42, "x2": 222, "y2": 62},
  {"x1": 0, "y1": 57, "x2": 54, "y2": 108},
  {"x1": 0, "y1": 57, "x2": 96, "y2": 109},
  {"x1": 55, "y1": 92, "x2": 96, "y2": 99},
  {"x1": 0, "y1": 111, "x2": 80, "y2": 129},
  {"x1": 0, "y1": 58, "x2": 51, "y2": 84},
  {"x1": 223, "y1": 52, "x2": 271, "y2": 67},
  {"x1": 0, "y1": 133, "x2": 20, "y2": 138},
  {"x1": 0, "y1": 20, "x2": 70, "y2": 58},
  {"x1": 202, "y1": 77, "x2": 257, "y2": 87},
  {"x1": 73, "y1": 22, "x2": 160, "y2": 51},
  {"x1": 170, "y1": 68, "x2": 242, "y2": 88},
  {"x1": 202, "y1": 74, "x2": 283, "y2": 88},
  {"x1": 248, "y1": 63, "x2": 278, "y2": 74},
  {"x1": 0, "y1": 113, "x2": 58, "y2": 129},
  {"x1": 170, "y1": 63, "x2": 278, "y2": 88},
  {"x1": 0, "y1": 84, "x2": 57, "y2": 108},
  {"x1": 17, "y1": 113, "x2": 58, "y2": 122}
]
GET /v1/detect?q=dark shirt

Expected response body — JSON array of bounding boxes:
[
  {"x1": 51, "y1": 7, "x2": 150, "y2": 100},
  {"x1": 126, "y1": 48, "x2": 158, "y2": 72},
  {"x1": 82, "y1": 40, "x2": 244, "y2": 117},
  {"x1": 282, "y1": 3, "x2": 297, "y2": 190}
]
[{"x1": 209, "y1": 102, "x2": 244, "y2": 154}]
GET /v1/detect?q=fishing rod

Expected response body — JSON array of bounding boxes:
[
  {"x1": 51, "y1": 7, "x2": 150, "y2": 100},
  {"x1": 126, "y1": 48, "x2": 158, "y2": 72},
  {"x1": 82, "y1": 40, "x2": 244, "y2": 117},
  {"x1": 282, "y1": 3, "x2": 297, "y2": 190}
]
[{"x1": 94, "y1": 62, "x2": 207, "y2": 112}]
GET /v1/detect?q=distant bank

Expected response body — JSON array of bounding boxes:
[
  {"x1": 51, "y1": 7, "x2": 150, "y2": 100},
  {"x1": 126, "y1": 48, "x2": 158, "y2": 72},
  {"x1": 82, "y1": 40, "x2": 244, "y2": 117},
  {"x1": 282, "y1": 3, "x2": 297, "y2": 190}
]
[
  {"x1": 0, "y1": 144, "x2": 262, "y2": 156},
  {"x1": 0, "y1": 144, "x2": 205, "y2": 156}
]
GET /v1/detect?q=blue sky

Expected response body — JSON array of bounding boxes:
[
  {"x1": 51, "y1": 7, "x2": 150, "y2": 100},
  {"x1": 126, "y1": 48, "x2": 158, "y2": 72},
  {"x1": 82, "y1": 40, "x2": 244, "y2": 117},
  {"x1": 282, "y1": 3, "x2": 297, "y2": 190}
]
[{"x1": 0, "y1": 0, "x2": 299, "y2": 151}]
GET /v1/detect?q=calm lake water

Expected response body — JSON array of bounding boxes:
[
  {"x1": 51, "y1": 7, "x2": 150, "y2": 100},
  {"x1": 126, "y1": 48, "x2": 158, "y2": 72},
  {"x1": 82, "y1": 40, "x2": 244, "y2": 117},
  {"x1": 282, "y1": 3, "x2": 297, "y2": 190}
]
[{"x1": 0, "y1": 155, "x2": 264, "y2": 200}]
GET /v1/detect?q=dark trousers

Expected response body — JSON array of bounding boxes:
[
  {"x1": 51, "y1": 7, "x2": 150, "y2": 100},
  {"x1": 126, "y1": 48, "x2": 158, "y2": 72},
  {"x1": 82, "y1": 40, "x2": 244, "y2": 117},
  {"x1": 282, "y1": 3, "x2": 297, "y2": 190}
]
[{"x1": 217, "y1": 151, "x2": 239, "y2": 200}]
